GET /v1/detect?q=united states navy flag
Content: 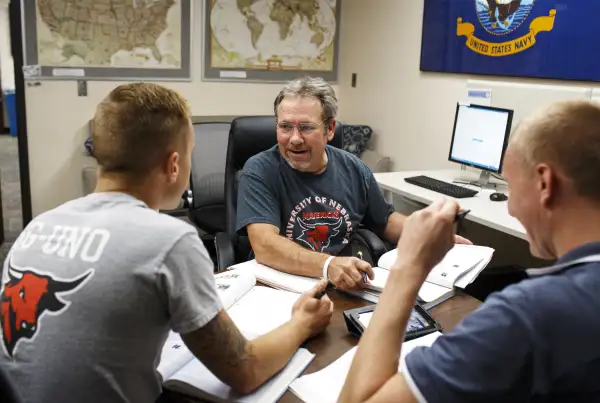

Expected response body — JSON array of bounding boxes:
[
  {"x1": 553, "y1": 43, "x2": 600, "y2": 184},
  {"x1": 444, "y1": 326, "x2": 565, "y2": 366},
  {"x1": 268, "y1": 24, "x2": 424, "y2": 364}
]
[{"x1": 420, "y1": 1, "x2": 600, "y2": 82}]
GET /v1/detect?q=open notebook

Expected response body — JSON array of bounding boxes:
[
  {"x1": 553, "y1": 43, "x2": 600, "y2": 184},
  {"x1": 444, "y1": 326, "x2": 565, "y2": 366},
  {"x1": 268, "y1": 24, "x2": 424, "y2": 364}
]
[
  {"x1": 229, "y1": 245, "x2": 492, "y2": 306},
  {"x1": 228, "y1": 260, "x2": 319, "y2": 294},
  {"x1": 157, "y1": 268, "x2": 314, "y2": 402},
  {"x1": 371, "y1": 244, "x2": 494, "y2": 305},
  {"x1": 290, "y1": 331, "x2": 443, "y2": 403},
  {"x1": 229, "y1": 259, "x2": 385, "y2": 304}
]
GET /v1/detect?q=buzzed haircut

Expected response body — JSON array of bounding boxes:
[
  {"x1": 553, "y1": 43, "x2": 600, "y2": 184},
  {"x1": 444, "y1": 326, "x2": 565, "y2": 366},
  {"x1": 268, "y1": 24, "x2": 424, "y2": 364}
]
[
  {"x1": 511, "y1": 99, "x2": 600, "y2": 202},
  {"x1": 92, "y1": 83, "x2": 190, "y2": 178}
]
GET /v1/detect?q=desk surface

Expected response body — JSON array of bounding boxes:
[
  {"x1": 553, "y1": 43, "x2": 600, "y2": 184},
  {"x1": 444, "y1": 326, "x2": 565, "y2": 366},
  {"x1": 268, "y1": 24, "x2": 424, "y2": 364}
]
[
  {"x1": 374, "y1": 170, "x2": 527, "y2": 240},
  {"x1": 162, "y1": 289, "x2": 482, "y2": 403}
]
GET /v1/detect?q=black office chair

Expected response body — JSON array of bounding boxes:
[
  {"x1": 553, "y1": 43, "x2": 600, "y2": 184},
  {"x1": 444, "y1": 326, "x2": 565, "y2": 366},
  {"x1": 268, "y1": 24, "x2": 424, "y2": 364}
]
[
  {"x1": 177, "y1": 122, "x2": 230, "y2": 264},
  {"x1": 214, "y1": 116, "x2": 388, "y2": 271},
  {"x1": 188, "y1": 122, "x2": 229, "y2": 234}
]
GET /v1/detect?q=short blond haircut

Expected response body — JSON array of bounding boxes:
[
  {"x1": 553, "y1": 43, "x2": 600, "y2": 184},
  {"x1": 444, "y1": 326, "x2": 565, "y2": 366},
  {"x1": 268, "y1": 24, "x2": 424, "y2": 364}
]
[
  {"x1": 92, "y1": 83, "x2": 190, "y2": 178},
  {"x1": 510, "y1": 99, "x2": 600, "y2": 201}
]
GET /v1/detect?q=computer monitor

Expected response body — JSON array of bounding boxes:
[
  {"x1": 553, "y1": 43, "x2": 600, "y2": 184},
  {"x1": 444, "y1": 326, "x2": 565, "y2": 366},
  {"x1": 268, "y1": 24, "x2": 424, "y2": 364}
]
[{"x1": 448, "y1": 103, "x2": 514, "y2": 187}]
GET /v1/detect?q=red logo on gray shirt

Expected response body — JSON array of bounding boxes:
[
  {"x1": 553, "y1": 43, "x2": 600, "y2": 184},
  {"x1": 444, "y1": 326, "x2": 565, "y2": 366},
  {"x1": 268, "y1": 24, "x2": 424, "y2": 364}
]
[{"x1": 0, "y1": 258, "x2": 93, "y2": 358}]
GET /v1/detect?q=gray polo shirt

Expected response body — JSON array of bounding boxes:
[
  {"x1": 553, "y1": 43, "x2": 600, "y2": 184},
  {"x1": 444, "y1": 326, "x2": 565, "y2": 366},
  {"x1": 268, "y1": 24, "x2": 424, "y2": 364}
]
[{"x1": 404, "y1": 242, "x2": 600, "y2": 402}]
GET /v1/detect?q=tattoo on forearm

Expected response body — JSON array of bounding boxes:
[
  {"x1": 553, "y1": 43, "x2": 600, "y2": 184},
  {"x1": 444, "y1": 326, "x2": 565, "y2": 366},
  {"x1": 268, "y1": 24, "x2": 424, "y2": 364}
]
[{"x1": 185, "y1": 311, "x2": 256, "y2": 377}]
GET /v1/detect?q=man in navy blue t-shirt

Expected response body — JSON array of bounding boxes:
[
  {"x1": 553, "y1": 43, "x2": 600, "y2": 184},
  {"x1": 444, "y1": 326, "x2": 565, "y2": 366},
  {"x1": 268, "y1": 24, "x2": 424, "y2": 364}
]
[
  {"x1": 236, "y1": 77, "x2": 470, "y2": 291},
  {"x1": 338, "y1": 100, "x2": 600, "y2": 402}
]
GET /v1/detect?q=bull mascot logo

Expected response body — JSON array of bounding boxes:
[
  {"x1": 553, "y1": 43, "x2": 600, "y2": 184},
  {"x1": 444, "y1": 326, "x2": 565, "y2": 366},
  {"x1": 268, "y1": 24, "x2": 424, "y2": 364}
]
[
  {"x1": 296, "y1": 216, "x2": 343, "y2": 252},
  {"x1": 0, "y1": 259, "x2": 94, "y2": 357}
]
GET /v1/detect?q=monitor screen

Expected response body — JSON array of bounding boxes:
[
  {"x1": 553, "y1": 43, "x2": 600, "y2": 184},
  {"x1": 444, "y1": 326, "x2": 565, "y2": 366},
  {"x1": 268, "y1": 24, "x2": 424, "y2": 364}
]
[{"x1": 448, "y1": 104, "x2": 513, "y2": 173}]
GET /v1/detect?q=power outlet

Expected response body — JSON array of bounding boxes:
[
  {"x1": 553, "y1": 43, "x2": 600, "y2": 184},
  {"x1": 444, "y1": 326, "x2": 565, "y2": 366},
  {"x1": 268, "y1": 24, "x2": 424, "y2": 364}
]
[
  {"x1": 77, "y1": 80, "x2": 88, "y2": 97},
  {"x1": 351, "y1": 73, "x2": 357, "y2": 88}
]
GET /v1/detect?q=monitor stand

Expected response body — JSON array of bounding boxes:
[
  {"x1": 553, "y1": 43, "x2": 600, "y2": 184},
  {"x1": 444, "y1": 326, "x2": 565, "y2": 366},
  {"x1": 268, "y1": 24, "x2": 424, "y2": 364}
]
[{"x1": 454, "y1": 171, "x2": 497, "y2": 189}]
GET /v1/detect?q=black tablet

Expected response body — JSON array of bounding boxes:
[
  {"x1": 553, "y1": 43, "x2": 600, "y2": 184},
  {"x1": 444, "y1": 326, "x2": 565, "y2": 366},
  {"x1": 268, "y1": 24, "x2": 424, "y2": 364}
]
[{"x1": 344, "y1": 304, "x2": 441, "y2": 341}]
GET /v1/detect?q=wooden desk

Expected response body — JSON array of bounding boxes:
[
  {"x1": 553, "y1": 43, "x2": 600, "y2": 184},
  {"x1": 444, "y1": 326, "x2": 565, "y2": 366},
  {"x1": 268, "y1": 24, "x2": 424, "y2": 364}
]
[{"x1": 160, "y1": 289, "x2": 481, "y2": 403}]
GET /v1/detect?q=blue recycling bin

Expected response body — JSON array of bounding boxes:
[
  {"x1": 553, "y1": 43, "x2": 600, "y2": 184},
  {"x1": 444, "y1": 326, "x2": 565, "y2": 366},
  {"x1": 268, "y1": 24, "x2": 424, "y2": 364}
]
[{"x1": 4, "y1": 90, "x2": 17, "y2": 137}]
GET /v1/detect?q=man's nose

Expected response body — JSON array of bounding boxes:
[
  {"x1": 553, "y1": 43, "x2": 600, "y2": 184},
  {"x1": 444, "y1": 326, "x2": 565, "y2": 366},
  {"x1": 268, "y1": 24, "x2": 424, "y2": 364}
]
[{"x1": 290, "y1": 129, "x2": 303, "y2": 145}]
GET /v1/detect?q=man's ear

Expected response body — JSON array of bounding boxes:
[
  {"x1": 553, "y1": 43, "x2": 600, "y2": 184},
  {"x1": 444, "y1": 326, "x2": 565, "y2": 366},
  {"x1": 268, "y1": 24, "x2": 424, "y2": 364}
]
[
  {"x1": 166, "y1": 151, "x2": 180, "y2": 183},
  {"x1": 326, "y1": 120, "x2": 336, "y2": 141},
  {"x1": 537, "y1": 163, "x2": 555, "y2": 208}
]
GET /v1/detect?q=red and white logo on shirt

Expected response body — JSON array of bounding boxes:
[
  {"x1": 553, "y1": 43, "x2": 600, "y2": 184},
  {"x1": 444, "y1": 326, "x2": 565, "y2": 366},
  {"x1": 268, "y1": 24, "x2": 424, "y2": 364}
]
[{"x1": 285, "y1": 196, "x2": 353, "y2": 252}]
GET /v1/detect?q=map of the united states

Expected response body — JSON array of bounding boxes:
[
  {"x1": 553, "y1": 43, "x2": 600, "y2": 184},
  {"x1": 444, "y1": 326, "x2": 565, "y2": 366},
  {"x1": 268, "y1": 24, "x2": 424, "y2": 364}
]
[{"x1": 36, "y1": 0, "x2": 178, "y2": 67}]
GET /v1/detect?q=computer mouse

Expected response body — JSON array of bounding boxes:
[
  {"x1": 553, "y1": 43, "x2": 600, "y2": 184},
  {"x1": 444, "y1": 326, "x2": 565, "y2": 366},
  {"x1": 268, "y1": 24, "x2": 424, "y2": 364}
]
[{"x1": 490, "y1": 192, "x2": 508, "y2": 202}]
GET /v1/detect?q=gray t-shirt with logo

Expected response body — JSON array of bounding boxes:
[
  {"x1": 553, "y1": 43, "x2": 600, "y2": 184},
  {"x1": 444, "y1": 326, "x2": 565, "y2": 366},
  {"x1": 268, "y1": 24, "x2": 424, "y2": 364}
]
[
  {"x1": 236, "y1": 145, "x2": 394, "y2": 255},
  {"x1": 0, "y1": 193, "x2": 222, "y2": 403}
]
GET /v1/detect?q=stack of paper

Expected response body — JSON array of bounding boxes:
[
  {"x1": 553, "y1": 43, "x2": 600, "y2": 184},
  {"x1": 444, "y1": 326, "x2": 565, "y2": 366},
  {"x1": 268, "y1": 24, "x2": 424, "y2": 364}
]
[
  {"x1": 160, "y1": 331, "x2": 314, "y2": 403},
  {"x1": 290, "y1": 332, "x2": 443, "y2": 403},
  {"x1": 157, "y1": 268, "x2": 312, "y2": 402},
  {"x1": 372, "y1": 244, "x2": 494, "y2": 305},
  {"x1": 229, "y1": 260, "x2": 318, "y2": 294}
]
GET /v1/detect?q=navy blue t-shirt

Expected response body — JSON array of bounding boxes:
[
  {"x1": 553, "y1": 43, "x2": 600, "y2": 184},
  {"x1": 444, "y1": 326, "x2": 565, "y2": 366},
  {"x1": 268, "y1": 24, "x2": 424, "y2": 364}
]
[
  {"x1": 404, "y1": 242, "x2": 600, "y2": 403},
  {"x1": 235, "y1": 145, "x2": 394, "y2": 255}
]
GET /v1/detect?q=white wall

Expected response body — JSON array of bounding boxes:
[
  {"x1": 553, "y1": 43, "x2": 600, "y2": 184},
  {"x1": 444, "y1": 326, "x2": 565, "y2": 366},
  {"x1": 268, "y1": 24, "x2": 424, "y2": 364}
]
[
  {"x1": 25, "y1": 3, "x2": 340, "y2": 216},
  {"x1": 336, "y1": 0, "x2": 591, "y2": 172},
  {"x1": 335, "y1": 0, "x2": 600, "y2": 268}
]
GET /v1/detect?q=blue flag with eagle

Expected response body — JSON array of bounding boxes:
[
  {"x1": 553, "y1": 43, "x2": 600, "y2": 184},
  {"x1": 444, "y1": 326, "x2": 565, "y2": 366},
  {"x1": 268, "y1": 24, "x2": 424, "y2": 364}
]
[{"x1": 421, "y1": 0, "x2": 600, "y2": 82}]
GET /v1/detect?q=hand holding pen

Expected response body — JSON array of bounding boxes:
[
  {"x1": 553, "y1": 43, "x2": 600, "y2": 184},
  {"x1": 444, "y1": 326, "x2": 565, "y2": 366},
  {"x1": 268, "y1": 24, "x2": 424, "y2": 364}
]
[
  {"x1": 322, "y1": 255, "x2": 374, "y2": 292},
  {"x1": 392, "y1": 199, "x2": 466, "y2": 274}
]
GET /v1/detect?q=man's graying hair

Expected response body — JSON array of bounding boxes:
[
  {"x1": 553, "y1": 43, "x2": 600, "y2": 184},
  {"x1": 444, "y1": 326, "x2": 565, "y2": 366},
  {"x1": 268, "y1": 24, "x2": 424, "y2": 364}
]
[{"x1": 274, "y1": 76, "x2": 338, "y2": 125}]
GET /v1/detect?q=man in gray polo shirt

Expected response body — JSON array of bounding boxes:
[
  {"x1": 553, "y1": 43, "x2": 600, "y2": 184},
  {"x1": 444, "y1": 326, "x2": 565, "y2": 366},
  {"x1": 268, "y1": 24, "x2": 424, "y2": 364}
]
[
  {"x1": 339, "y1": 100, "x2": 600, "y2": 402},
  {"x1": 0, "y1": 83, "x2": 333, "y2": 403}
]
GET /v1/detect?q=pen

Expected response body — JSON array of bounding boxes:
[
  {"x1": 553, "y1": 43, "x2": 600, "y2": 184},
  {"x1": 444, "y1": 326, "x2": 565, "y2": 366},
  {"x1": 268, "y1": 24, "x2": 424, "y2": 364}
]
[
  {"x1": 454, "y1": 209, "x2": 471, "y2": 222},
  {"x1": 357, "y1": 251, "x2": 369, "y2": 283},
  {"x1": 315, "y1": 282, "x2": 332, "y2": 299}
]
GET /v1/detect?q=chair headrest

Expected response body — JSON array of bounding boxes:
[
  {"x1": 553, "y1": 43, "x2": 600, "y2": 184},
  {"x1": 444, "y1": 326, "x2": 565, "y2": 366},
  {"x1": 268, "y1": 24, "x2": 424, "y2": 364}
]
[{"x1": 227, "y1": 116, "x2": 344, "y2": 170}]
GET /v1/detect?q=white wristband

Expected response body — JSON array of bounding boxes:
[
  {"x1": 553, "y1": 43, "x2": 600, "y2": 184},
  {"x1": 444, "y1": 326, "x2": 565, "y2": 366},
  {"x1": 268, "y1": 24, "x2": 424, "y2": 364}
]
[{"x1": 323, "y1": 256, "x2": 335, "y2": 280}]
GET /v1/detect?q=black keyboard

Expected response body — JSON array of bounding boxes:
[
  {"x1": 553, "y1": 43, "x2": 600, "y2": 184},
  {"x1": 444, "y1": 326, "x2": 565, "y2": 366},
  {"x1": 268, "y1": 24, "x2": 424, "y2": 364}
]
[{"x1": 404, "y1": 175, "x2": 478, "y2": 198}]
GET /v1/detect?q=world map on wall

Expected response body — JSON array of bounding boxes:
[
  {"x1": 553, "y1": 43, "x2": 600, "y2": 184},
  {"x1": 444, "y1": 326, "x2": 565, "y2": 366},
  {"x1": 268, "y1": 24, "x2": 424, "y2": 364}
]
[
  {"x1": 35, "y1": 0, "x2": 182, "y2": 68},
  {"x1": 209, "y1": 0, "x2": 338, "y2": 71}
]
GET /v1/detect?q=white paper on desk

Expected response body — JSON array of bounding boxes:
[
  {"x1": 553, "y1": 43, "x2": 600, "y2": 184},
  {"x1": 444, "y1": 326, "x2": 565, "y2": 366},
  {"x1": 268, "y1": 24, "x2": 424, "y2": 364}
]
[
  {"x1": 363, "y1": 266, "x2": 390, "y2": 291},
  {"x1": 290, "y1": 332, "x2": 442, "y2": 403},
  {"x1": 454, "y1": 253, "x2": 494, "y2": 289},
  {"x1": 157, "y1": 332, "x2": 193, "y2": 382},
  {"x1": 425, "y1": 248, "x2": 485, "y2": 289},
  {"x1": 419, "y1": 282, "x2": 453, "y2": 303},
  {"x1": 378, "y1": 244, "x2": 491, "y2": 272},
  {"x1": 229, "y1": 259, "x2": 318, "y2": 294},
  {"x1": 227, "y1": 287, "x2": 298, "y2": 335},
  {"x1": 166, "y1": 347, "x2": 314, "y2": 403},
  {"x1": 365, "y1": 267, "x2": 451, "y2": 303}
]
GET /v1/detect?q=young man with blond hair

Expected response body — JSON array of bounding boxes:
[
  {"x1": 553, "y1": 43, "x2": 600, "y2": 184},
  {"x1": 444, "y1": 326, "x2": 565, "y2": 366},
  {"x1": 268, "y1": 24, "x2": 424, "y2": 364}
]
[
  {"x1": 339, "y1": 100, "x2": 600, "y2": 402},
  {"x1": 0, "y1": 83, "x2": 333, "y2": 403}
]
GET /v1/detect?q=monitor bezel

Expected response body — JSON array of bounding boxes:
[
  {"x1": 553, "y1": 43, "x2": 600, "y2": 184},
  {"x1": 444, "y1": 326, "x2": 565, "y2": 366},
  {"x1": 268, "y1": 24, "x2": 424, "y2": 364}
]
[{"x1": 447, "y1": 103, "x2": 514, "y2": 174}]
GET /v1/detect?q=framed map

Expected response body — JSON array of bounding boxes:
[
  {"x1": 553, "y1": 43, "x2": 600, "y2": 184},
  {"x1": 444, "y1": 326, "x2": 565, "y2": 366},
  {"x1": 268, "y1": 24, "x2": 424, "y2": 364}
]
[
  {"x1": 203, "y1": 0, "x2": 340, "y2": 82},
  {"x1": 21, "y1": 0, "x2": 192, "y2": 81}
]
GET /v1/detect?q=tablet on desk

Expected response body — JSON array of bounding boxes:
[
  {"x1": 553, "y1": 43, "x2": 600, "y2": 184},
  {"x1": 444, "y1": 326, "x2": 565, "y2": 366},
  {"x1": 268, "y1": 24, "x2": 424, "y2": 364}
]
[{"x1": 344, "y1": 304, "x2": 441, "y2": 341}]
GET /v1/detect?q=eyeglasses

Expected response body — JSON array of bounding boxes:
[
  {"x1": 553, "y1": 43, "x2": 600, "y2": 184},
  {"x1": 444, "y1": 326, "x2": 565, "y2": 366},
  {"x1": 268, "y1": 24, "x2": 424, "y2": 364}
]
[{"x1": 277, "y1": 119, "x2": 327, "y2": 135}]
